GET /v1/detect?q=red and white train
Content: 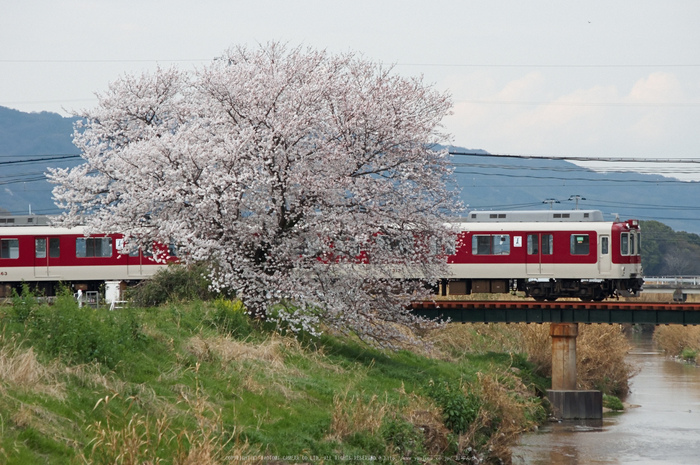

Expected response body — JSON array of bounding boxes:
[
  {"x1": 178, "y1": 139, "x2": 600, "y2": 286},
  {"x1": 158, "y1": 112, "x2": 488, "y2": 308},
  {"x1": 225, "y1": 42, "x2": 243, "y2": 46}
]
[
  {"x1": 442, "y1": 210, "x2": 643, "y2": 301},
  {"x1": 0, "y1": 210, "x2": 644, "y2": 301},
  {"x1": 0, "y1": 215, "x2": 175, "y2": 297}
]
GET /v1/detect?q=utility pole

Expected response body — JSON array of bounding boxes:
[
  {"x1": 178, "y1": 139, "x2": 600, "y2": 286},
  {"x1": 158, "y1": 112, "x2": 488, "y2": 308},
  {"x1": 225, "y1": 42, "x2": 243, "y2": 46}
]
[
  {"x1": 569, "y1": 195, "x2": 586, "y2": 210},
  {"x1": 543, "y1": 199, "x2": 560, "y2": 210}
]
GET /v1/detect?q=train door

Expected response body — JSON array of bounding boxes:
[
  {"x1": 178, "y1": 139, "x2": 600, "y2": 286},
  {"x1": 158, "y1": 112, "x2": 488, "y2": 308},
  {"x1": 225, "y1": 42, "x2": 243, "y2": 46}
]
[
  {"x1": 34, "y1": 237, "x2": 60, "y2": 278},
  {"x1": 127, "y1": 248, "x2": 143, "y2": 277},
  {"x1": 598, "y1": 235, "x2": 611, "y2": 273},
  {"x1": 115, "y1": 238, "x2": 144, "y2": 278},
  {"x1": 526, "y1": 233, "x2": 554, "y2": 276}
]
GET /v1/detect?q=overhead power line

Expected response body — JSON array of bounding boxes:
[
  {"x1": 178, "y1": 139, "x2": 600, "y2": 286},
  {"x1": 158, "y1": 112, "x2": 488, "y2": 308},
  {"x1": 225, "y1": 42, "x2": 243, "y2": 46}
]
[{"x1": 0, "y1": 155, "x2": 81, "y2": 165}]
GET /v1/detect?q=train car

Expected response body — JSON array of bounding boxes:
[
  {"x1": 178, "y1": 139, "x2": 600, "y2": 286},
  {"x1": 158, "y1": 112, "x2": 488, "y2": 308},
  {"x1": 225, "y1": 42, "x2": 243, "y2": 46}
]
[
  {"x1": 443, "y1": 210, "x2": 643, "y2": 301},
  {"x1": 0, "y1": 216, "x2": 174, "y2": 297},
  {"x1": 1, "y1": 210, "x2": 643, "y2": 302}
]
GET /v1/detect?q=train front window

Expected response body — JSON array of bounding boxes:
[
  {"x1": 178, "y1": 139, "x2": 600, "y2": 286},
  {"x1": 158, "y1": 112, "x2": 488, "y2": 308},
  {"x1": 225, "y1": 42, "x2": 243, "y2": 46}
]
[
  {"x1": 570, "y1": 234, "x2": 590, "y2": 255},
  {"x1": 621, "y1": 233, "x2": 629, "y2": 255},
  {"x1": 0, "y1": 239, "x2": 19, "y2": 259},
  {"x1": 630, "y1": 233, "x2": 635, "y2": 255},
  {"x1": 76, "y1": 237, "x2": 113, "y2": 258}
]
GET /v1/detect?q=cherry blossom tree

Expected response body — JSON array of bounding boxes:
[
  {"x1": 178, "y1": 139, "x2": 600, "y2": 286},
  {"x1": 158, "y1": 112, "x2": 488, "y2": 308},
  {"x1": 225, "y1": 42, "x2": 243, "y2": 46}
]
[{"x1": 48, "y1": 43, "x2": 460, "y2": 347}]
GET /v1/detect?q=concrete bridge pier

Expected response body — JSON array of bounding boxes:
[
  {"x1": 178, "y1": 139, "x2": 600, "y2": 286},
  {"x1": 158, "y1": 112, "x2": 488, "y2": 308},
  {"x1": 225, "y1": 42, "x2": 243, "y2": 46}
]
[{"x1": 547, "y1": 322, "x2": 602, "y2": 420}]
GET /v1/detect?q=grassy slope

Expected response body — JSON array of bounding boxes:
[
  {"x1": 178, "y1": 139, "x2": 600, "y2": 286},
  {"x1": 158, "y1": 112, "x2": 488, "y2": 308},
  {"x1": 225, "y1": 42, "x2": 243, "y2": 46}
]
[{"x1": 0, "y1": 295, "x2": 548, "y2": 464}]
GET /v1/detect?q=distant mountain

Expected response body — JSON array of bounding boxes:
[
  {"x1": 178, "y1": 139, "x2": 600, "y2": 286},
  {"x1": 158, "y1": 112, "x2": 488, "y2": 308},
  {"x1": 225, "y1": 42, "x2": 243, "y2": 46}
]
[
  {"x1": 0, "y1": 106, "x2": 698, "y2": 234},
  {"x1": 0, "y1": 107, "x2": 80, "y2": 215},
  {"x1": 446, "y1": 145, "x2": 700, "y2": 234}
]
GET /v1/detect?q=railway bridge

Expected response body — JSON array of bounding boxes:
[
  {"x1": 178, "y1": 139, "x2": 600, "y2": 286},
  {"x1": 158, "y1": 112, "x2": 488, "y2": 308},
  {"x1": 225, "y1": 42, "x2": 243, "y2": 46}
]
[{"x1": 411, "y1": 300, "x2": 700, "y2": 420}]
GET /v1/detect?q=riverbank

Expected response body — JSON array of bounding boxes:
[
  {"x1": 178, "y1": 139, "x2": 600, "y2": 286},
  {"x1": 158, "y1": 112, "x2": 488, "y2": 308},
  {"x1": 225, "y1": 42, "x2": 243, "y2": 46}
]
[{"x1": 0, "y1": 294, "x2": 550, "y2": 464}]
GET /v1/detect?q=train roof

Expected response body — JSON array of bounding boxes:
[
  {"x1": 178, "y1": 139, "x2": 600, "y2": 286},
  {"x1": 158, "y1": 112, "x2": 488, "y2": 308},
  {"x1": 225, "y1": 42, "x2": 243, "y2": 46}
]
[
  {"x1": 463, "y1": 210, "x2": 606, "y2": 223},
  {"x1": 0, "y1": 215, "x2": 51, "y2": 226}
]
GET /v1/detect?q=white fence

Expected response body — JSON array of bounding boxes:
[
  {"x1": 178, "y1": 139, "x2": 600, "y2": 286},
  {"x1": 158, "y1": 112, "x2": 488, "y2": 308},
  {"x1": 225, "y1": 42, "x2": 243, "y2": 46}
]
[{"x1": 644, "y1": 276, "x2": 700, "y2": 287}]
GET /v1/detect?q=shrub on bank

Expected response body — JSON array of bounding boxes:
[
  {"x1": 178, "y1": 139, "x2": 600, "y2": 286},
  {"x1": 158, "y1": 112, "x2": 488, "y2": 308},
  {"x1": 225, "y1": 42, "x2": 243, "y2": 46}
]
[
  {"x1": 654, "y1": 325, "x2": 700, "y2": 363},
  {"x1": 129, "y1": 262, "x2": 218, "y2": 307}
]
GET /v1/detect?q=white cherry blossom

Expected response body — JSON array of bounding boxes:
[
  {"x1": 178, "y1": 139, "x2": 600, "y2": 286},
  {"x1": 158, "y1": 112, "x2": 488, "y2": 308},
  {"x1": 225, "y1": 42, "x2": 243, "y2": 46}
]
[{"x1": 48, "y1": 43, "x2": 460, "y2": 347}]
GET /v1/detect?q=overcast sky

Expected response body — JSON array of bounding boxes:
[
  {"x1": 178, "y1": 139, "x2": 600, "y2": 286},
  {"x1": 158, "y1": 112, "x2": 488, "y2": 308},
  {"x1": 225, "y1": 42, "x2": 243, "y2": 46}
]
[{"x1": 2, "y1": 1, "x2": 699, "y2": 178}]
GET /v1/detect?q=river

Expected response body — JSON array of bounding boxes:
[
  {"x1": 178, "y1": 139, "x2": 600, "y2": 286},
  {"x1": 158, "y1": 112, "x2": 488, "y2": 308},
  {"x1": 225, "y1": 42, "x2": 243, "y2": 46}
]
[{"x1": 512, "y1": 332, "x2": 700, "y2": 464}]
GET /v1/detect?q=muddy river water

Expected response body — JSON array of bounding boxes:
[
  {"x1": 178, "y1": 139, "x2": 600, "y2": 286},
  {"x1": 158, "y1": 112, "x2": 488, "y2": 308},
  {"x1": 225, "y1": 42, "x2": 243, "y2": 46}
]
[{"x1": 512, "y1": 333, "x2": 700, "y2": 464}]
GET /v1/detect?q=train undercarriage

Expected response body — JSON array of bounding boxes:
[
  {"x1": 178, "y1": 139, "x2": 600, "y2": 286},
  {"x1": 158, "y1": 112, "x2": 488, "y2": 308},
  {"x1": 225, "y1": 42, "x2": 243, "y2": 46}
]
[{"x1": 439, "y1": 277, "x2": 644, "y2": 301}]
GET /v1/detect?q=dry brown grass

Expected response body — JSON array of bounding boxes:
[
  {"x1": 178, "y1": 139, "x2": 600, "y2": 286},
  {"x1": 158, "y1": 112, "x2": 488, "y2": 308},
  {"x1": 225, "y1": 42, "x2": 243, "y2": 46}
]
[
  {"x1": 397, "y1": 388, "x2": 451, "y2": 456},
  {"x1": 653, "y1": 325, "x2": 700, "y2": 361},
  {"x1": 185, "y1": 335, "x2": 286, "y2": 368},
  {"x1": 0, "y1": 336, "x2": 65, "y2": 399},
  {"x1": 457, "y1": 371, "x2": 543, "y2": 463},
  {"x1": 327, "y1": 386, "x2": 453, "y2": 458},
  {"x1": 429, "y1": 321, "x2": 635, "y2": 396},
  {"x1": 577, "y1": 324, "x2": 635, "y2": 395},
  {"x1": 427, "y1": 322, "x2": 527, "y2": 358},
  {"x1": 622, "y1": 292, "x2": 700, "y2": 303},
  {"x1": 326, "y1": 390, "x2": 388, "y2": 441},
  {"x1": 82, "y1": 365, "x2": 260, "y2": 465},
  {"x1": 66, "y1": 361, "x2": 129, "y2": 393}
]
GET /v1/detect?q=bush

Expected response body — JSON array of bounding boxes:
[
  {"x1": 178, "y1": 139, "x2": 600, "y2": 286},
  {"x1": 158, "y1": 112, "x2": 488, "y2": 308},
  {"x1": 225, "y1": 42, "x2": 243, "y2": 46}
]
[
  {"x1": 425, "y1": 380, "x2": 480, "y2": 434},
  {"x1": 603, "y1": 394, "x2": 624, "y2": 411},
  {"x1": 129, "y1": 263, "x2": 218, "y2": 307},
  {"x1": 381, "y1": 418, "x2": 429, "y2": 463},
  {"x1": 11, "y1": 283, "x2": 40, "y2": 323},
  {"x1": 681, "y1": 347, "x2": 699, "y2": 361}
]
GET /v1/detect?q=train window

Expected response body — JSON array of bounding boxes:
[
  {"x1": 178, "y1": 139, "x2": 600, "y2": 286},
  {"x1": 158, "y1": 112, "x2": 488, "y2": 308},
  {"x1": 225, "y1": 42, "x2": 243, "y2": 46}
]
[
  {"x1": 35, "y1": 238, "x2": 46, "y2": 258},
  {"x1": 36, "y1": 238, "x2": 61, "y2": 258},
  {"x1": 472, "y1": 234, "x2": 510, "y2": 255},
  {"x1": 527, "y1": 234, "x2": 553, "y2": 255},
  {"x1": 527, "y1": 235, "x2": 538, "y2": 255},
  {"x1": 570, "y1": 234, "x2": 590, "y2": 255},
  {"x1": 621, "y1": 233, "x2": 629, "y2": 255},
  {"x1": 76, "y1": 237, "x2": 113, "y2": 258},
  {"x1": 601, "y1": 236, "x2": 609, "y2": 255},
  {"x1": 542, "y1": 234, "x2": 553, "y2": 255},
  {"x1": 49, "y1": 238, "x2": 60, "y2": 258},
  {"x1": 0, "y1": 239, "x2": 19, "y2": 259},
  {"x1": 630, "y1": 233, "x2": 635, "y2": 256}
]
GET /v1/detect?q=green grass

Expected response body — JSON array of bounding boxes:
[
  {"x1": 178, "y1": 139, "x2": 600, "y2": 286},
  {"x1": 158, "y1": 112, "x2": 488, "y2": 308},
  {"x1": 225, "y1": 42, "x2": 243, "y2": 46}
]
[{"x1": 0, "y1": 294, "x2": 547, "y2": 464}]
